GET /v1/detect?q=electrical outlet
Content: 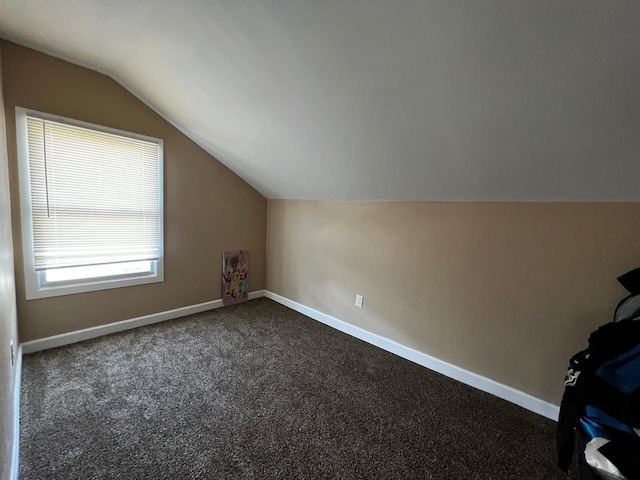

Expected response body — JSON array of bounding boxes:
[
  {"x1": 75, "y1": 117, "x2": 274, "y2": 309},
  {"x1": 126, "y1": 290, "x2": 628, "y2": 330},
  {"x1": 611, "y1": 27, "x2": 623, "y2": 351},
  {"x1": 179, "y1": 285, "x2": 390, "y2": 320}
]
[
  {"x1": 10, "y1": 340, "x2": 14, "y2": 367},
  {"x1": 355, "y1": 294, "x2": 364, "y2": 308}
]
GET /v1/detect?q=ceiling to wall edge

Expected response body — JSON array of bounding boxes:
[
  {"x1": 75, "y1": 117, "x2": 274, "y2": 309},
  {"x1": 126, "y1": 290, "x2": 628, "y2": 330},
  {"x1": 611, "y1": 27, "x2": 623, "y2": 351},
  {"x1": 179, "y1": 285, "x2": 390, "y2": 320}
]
[
  {"x1": 2, "y1": 37, "x2": 638, "y2": 205},
  {"x1": 0, "y1": 37, "x2": 272, "y2": 200}
]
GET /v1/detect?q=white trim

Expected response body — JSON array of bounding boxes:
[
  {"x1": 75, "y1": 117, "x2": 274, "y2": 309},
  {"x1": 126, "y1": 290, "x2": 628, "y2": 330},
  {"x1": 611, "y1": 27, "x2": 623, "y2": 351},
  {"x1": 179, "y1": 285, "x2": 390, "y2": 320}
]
[
  {"x1": 264, "y1": 290, "x2": 560, "y2": 421},
  {"x1": 15, "y1": 107, "x2": 165, "y2": 300},
  {"x1": 10, "y1": 345, "x2": 22, "y2": 480},
  {"x1": 30, "y1": 263, "x2": 164, "y2": 300},
  {"x1": 17, "y1": 106, "x2": 164, "y2": 146},
  {"x1": 247, "y1": 290, "x2": 265, "y2": 300},
  {"x1": 21, "y1": 290, "x2": 266, "y2": 354}
]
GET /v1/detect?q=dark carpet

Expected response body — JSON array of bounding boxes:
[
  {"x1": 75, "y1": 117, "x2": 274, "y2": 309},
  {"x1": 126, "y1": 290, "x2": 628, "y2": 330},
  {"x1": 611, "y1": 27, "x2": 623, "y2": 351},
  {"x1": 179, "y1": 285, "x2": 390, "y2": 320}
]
[{"x1": 20, "y1": 298, "x2": 569, "y2": 479}]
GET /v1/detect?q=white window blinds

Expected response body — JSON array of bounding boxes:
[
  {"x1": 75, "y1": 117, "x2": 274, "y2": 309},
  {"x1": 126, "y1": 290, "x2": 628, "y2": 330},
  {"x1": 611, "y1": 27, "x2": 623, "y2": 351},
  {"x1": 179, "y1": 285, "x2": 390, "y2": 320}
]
[{"x1": 25, "y1": 115, "x2": 161, "y2": 271}]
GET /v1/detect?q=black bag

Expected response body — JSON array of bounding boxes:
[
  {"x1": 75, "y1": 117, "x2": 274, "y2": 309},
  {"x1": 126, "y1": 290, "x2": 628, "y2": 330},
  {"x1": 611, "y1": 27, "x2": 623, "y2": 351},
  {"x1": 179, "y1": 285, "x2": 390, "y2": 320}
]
[{"x1": 557, "y1": 268, "x2": 640, "y2": 479}]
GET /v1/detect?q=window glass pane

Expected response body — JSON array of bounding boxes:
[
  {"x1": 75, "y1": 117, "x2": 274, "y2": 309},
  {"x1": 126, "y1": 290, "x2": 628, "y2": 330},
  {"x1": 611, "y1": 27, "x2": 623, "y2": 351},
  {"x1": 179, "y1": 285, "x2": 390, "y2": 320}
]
[{"x1": 44, "y1": 260, "x2": 154, "y2": 283}]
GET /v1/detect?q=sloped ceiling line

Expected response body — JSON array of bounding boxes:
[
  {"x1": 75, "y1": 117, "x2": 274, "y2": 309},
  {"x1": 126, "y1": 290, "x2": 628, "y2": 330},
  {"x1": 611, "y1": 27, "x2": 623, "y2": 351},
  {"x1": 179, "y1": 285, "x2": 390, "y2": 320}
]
[{"x1": 0, "y1": 0, "x2": 639, "y2": 200}]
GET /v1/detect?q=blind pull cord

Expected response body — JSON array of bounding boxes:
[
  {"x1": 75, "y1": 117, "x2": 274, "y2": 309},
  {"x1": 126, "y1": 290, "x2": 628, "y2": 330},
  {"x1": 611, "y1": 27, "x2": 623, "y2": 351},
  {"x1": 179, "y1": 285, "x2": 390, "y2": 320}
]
[{"x1": 42, "y1": 121, "x2": 51, "y2": 218}]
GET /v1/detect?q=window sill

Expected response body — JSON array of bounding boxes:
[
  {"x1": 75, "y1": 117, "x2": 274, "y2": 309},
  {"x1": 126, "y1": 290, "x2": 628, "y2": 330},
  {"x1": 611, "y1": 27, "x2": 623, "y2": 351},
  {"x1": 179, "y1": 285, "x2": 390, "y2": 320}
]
[{"x1": 25, "y1": 270, "x2": 164, "y2": 300}]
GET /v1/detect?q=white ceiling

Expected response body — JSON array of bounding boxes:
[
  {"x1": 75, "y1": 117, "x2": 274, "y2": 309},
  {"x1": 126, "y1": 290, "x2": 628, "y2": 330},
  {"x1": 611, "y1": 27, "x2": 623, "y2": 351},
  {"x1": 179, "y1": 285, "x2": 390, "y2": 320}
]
[{"x1": 0, "y1": 1, "x2": 639, "y2": 200}]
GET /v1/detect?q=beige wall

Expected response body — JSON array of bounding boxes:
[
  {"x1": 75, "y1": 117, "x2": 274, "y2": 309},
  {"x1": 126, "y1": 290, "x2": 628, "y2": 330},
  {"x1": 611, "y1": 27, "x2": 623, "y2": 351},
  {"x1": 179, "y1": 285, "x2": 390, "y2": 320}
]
[
  {"x1": 0, "y1": 42, "x2": 19, "y2": 479},
  {"x1": 266, "y1": 200, "x2": 640, "y2": 404},
  {"x1": 2, "y1": 41, "x2": 267, "y2": 342}
]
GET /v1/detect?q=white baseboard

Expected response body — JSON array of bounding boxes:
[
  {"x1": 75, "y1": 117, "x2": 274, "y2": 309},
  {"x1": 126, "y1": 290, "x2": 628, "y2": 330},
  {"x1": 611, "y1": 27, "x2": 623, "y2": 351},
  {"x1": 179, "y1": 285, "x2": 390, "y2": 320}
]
[
  {"x1": 19, "y1": 288, "x2": 559, "y2": 421},
  {"x1": 247, "y1": 290, "x2": 265, "y2": 300},
  {"x1": 21, "y1": 290, "x2": 266, "y2": 354},
  {"x1": 264, "y1": 290, "x2": 560, "y2": 421},
  {"x1": 11, "y1": 345, "x2": 22, "y2": 480}
]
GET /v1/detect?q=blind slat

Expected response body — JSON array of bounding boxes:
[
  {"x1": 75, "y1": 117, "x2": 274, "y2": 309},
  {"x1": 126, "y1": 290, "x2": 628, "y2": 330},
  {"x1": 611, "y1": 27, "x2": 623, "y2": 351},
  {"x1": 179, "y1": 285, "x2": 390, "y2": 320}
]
[{"x1": 26, "y1": 116, "x2": 161, "y2": 270}]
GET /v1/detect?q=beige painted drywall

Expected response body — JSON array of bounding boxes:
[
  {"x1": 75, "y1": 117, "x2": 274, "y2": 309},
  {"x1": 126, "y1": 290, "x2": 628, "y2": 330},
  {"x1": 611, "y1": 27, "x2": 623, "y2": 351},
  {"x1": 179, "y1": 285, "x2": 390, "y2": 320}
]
[
  {"x1": 266, "y1": 200, "x2": 640, "y2": 404},
  {"x1": 2, "y1": 41, "x2": 267, "y2": 342},
  {"x1": 0, "y1": 42, "x2": 19, "y2": 479}
]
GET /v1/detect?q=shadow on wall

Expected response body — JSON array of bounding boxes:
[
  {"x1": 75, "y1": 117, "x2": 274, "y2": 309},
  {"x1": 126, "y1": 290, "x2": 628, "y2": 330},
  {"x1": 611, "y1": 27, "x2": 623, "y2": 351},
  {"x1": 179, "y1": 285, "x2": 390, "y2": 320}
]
[{"x1": 266, "y1": 200, "x2": 640, "y2": 404}]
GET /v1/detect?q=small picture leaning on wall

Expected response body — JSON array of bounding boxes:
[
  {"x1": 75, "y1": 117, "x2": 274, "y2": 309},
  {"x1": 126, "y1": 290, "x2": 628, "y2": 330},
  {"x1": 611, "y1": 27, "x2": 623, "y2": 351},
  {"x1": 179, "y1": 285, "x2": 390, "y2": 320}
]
[{"x1": 222, "y1": 250, "x2": 249, "y2": 306}]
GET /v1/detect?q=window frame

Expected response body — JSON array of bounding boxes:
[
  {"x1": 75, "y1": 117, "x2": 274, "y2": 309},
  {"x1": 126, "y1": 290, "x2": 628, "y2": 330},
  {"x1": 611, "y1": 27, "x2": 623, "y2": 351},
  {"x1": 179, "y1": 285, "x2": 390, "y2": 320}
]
[{"x1": 16, "y1": 107, "x2": 165, "y2": 300}]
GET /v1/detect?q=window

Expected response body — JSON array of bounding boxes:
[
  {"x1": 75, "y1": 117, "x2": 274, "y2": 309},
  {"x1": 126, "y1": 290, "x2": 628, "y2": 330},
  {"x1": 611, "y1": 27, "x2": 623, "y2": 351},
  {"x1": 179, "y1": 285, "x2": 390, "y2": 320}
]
[{"x1": 16, "y1": 108, "x2": 164, "y2": 299}]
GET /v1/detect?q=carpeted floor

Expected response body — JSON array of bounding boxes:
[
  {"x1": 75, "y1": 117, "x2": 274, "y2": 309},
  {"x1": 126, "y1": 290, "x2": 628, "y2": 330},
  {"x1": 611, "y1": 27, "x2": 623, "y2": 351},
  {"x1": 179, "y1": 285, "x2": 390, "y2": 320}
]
[{"x1": 20, "y1": 298, "x2": 569, "y2": 479}]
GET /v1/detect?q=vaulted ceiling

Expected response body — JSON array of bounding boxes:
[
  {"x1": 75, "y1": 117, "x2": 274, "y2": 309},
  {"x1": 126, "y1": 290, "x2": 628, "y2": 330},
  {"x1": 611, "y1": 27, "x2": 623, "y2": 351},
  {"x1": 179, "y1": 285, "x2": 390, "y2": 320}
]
[{"x1": 0, "y1": 1, "x2": 639, "y2": 200}]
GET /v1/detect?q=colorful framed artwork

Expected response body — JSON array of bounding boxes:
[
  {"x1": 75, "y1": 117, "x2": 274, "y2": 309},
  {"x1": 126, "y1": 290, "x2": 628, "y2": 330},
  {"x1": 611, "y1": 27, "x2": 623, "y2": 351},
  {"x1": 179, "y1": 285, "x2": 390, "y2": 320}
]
[{"x1": 222, "y1": 250, "x2": 249, "y2": 306}]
